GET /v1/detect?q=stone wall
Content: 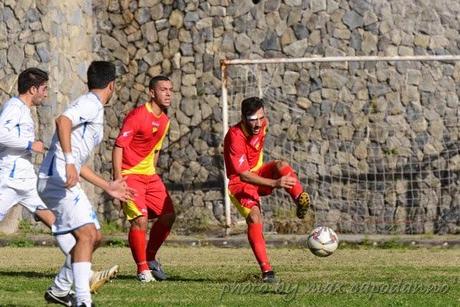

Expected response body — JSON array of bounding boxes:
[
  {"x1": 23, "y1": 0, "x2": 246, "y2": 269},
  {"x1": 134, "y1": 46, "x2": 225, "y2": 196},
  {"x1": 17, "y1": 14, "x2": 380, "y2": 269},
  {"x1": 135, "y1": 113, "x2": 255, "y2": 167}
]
[
  {"x1": 0, "y1": 0, "x2": 96, "y2": 231},
  {"x1": 1, "y1": 0, "x2": 459, "y2": 234}
]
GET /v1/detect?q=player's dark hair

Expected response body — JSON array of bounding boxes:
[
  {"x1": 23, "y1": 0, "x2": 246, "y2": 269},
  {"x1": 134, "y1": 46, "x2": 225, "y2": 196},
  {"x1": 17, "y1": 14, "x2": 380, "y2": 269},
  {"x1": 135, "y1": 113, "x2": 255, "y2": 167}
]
[
  {"x1": 17, "y1": 68, "x2": 48, "y2": 94},
  {"x1": 241, "y1": 97, "x2": 264, "y2": 118},
  {"x1": 149, "y1": 75, "x2": 170, "y2": 90},
  {"x1": 87, "y1": 61, "x2": 116, "y2": 90}
]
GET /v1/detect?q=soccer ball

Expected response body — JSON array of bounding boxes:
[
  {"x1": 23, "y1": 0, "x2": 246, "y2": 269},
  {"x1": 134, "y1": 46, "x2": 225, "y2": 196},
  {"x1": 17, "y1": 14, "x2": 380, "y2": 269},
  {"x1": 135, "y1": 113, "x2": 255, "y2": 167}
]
[{"x1": 307, "y1": 226, "x2": 339, "y2": 257}]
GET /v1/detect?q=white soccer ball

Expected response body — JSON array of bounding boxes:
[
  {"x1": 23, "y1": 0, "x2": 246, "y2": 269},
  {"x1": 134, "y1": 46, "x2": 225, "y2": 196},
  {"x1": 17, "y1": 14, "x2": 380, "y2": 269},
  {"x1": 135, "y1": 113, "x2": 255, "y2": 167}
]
[{"x1": 307, "y1": 226, "x2": 339, "y2": 257}]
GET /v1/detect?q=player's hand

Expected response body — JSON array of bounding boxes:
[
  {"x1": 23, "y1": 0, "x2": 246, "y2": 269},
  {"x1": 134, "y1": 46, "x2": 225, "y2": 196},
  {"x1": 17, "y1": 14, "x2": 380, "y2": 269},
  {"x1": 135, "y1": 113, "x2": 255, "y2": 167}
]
[
  {"x1": 31, "y1": 141, "x2": 45, "y2": 153},
  {"x1": 106, "y1": 177, "x2": 137, "y2": 202},
  {"x1": 275, "y1": 175, "x2": 296, "y2": 189},
  {"x1": 65, "y1": 163, "x2": 79, "y2": 188}
]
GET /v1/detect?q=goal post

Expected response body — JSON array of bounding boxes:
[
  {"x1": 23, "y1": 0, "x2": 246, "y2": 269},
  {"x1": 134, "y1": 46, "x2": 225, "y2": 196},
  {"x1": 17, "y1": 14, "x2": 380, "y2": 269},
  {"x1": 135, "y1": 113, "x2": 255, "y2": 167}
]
[{"x1": 221, "y1": 55, "x2": 460, "y2": 235}]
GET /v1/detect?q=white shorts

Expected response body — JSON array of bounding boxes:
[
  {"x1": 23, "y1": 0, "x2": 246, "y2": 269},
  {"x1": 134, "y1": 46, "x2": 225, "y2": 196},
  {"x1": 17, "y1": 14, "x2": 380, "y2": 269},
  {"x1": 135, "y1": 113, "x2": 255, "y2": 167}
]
[
  {"x1": 0, "y1": 176, "x2": 47, "y2": 221},
  {"x1": 37, "y1": 177, "x2": 100, "y2": 235}
]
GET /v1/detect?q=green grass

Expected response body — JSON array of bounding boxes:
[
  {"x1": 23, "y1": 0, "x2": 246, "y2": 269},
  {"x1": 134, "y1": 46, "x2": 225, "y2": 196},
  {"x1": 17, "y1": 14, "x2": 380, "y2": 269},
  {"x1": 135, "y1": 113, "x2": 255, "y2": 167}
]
[{"x1": 0, "y1": 246, "x2": 458, "y2": 306}]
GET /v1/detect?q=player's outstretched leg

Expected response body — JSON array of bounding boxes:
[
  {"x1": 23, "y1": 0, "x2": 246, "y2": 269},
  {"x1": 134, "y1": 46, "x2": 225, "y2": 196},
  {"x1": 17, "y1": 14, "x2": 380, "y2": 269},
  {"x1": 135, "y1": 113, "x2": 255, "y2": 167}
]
[
  {"x1": 146, "y1": 212, "x2": 175, "y2": 281},
  {"x1": 275, "y1": 160, "x2": 311, "y2": 219},
  {"x1": 72, "y1": 225, "x2": 97, "y2": 306}
]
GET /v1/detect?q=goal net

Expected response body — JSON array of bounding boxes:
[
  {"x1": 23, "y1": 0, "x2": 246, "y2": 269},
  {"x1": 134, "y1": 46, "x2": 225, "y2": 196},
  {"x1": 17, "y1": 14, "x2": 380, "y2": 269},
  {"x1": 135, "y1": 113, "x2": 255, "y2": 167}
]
[{"x1": 222, "y1": 56, "x2": 460, "y2": 234}]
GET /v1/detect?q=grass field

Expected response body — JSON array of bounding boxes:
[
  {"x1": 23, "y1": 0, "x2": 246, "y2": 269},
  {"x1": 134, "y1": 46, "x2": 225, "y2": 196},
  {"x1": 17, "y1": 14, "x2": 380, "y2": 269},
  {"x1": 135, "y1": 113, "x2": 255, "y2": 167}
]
[{"x1": 0, "y1": 245, "x2": 458, "y2": 306}]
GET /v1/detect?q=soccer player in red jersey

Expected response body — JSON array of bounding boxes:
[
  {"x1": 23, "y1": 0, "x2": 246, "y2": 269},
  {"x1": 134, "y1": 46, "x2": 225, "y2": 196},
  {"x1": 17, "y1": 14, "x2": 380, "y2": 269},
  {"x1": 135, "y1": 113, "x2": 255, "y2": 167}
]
[
  {"x1": 112, "y1": 76, "x2": 175, "y2": 282},
  {"x1": 223, "y1": 97, "x2": 310, "y2": 283}
]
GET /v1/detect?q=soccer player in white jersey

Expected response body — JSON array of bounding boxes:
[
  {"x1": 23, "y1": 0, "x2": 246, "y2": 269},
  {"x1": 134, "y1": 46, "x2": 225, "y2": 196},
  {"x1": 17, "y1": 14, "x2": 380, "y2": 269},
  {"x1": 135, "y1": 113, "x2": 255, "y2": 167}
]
[
  {"x1": 0, "y1": 68, "x2": 52, "y2": 224},
  {"x1": 0, "y1": 68, "x2": 120, "y2": 306},
  {"x1": 38, "y1": 61, "x2": 134, "y2": 307}
]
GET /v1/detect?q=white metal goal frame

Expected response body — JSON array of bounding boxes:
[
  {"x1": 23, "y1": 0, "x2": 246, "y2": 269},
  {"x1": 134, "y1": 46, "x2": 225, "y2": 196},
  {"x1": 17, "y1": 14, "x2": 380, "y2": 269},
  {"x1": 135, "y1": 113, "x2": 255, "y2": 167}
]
[{"x1": 220, "y1": 55, "x2": 460, "y2": 235}]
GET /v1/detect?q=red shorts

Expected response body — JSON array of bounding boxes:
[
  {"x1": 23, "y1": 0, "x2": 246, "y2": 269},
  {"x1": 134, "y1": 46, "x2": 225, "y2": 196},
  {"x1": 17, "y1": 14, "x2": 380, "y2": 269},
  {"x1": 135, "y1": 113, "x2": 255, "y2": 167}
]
[
  {"x1": 228, "y1": 162, "x2": 278, "y2": 218},
  {"x1": 123, "y1": 174, "x2": 174, "y2": 220}
]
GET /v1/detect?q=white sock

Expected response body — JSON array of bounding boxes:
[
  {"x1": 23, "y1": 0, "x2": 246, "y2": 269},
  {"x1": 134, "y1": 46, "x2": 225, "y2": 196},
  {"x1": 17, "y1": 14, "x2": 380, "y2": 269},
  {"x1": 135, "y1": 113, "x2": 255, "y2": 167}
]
[
  {"x1": 72, "y1": 262, "x2": 92, "y2": 305},
  {"x1": 50, "y1": 254, "x2": 73, "y2": 295}
]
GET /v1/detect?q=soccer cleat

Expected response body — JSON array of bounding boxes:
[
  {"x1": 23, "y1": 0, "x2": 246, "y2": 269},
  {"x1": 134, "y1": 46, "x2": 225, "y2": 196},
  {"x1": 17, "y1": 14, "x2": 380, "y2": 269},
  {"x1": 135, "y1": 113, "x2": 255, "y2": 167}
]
[
  {"x1": 44, "y1": 287, "x2": 75, "y2": 306},
  {"x1": 76, "y1": 303, "x2": 95, "y2": 307},
  {"x1": 89, "y1": 264, "x2": 119, "y2": 294},
  {"x1": 261, "y1": 270, "x2": 277, "y2": 283},
  {"x1": 148, "y1": 260, "x2": 168, "y2": 281},
  {"x1": 296, "y1": 191, "x2": 310, "y2": 219},
  {"x1": 137, "y1": 269, "x2": 155, "y2": 283}
]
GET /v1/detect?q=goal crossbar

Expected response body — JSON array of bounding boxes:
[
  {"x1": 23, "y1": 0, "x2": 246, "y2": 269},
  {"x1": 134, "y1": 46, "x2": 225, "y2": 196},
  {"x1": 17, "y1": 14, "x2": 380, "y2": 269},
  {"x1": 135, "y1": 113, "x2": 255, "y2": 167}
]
[{"x1": 221, "y1": 55, "x2": 460, "y2": 66}]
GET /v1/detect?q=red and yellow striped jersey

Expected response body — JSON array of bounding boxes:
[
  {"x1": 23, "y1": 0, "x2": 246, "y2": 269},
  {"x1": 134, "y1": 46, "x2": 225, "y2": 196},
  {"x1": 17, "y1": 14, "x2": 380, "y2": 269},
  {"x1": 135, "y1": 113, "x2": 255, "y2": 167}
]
[
  {"x1": 223, "y1": 121, "x2": 267, "y2": 180},
  {"x1": 115, "y1": 102, "x2": 169, "y2": 175}
]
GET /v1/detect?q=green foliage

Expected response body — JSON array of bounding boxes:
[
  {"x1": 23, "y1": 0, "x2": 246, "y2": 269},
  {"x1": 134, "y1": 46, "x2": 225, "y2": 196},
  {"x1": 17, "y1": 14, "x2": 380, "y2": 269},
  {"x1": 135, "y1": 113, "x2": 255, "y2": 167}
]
[
  {"x1": 99, "y1": 221, "x2": 125, "y2": 235},
  {"x1": 17, "y1": 219, "x2": 49, "y2": 235},
  {"x1": 105, "y1": 237, "x2": 127, "y2": 247},
  {"x1": 8, "y1": 238, "x2": 34, "y2": 247},
  {"x1": 18, "y1": 219, "x2": 33, "y2": 233}
]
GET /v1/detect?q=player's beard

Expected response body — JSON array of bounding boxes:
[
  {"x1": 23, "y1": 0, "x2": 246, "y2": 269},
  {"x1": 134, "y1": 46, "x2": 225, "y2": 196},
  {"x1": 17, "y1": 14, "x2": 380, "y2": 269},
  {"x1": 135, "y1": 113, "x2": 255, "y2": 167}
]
[{"x1": 251, "y1": 125, "x2": 261, "y2": 135}]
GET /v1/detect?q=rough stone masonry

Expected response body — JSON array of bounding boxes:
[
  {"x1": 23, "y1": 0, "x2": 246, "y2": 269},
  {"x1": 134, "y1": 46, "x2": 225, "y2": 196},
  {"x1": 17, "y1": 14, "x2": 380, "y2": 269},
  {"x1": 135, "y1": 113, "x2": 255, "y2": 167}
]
[{"x1": 0, "y1": 0, "x2": 459, "y2": 234}]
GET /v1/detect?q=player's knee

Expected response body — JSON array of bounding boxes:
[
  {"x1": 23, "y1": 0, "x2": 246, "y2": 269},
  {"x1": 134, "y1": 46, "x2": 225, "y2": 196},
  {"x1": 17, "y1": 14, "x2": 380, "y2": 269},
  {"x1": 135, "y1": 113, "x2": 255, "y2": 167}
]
[
  {"x1": 275, "y1": 160, "x2": 289, "y2": 170},
  {"x1": 131, "y1": 216, "x2": 148, "y2": 230},
  {"x1": 75, "y1": 226, "x2": 98, "y2": 246},
  {"x1": 247, "y1": 214, "x2": 263, "y2": 224},
  {"x1": 94, "y1": 230, "x2": 103, "y2": 247},
  {"x1": 246, "y1": 207, "x2": 263, "y2": 224}
]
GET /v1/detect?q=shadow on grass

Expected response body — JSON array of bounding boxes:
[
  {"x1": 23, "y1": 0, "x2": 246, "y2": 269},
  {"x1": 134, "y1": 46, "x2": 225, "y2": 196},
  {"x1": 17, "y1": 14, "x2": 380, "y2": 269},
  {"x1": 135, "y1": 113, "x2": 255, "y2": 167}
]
[
  {"x1": 0, "y1": 270, "x2": 55, "y2": 279},
  {"x1": 115, "y1": 273, "x2": 260, "y2": 283},
  {"x1": 0, "y1": 271, "x2": 263, "y2": 284}
]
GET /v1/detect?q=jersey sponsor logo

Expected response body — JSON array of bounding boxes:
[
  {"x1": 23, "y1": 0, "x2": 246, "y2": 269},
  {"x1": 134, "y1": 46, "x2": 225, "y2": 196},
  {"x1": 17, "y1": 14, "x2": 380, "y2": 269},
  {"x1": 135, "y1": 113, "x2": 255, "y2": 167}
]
[
  {"x1": 73, "y1": 195, "x2": 80, "y2": 205},
  {"x1": 122, "y1": 130, "x2": 132, "y2": 137},
  {"x1": 3, "y1": 120, "x2": 12, "y2": 131},
  {"x1": 152, "y1": 121, "x2": 160, "y2": 133},
  {"x1": 238, "y1": 155, "x2": 246, "y2": 166}
]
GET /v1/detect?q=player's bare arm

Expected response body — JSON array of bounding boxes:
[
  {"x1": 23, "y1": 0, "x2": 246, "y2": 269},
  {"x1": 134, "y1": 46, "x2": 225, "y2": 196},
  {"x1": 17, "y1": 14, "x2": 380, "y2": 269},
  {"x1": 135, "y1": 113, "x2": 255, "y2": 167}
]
[
  {"x1": 239, "y1": 170, "x2": 296, "y2": 189},
  {"x1": 154, "y1": 150, "x2": 160, "y2": 167},
  {"x1": 55, "y1": 114, "x2": 78, "y2": 188},
  {"x1": 80, "y1": 165, "x2": 135, "y2": 202},
  {"x1": 112, "y1": 145, "x2": 123, "y2": 180}
]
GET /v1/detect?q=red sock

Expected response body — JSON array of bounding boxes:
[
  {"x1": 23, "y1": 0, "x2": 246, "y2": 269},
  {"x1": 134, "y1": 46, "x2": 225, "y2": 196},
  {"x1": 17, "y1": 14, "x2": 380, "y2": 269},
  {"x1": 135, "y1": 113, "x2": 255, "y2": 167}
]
[
  {"x1": 279, "y1": 165, "x2": 303, "y2": 200},
  {"x1": 247, "y1": 223, "x2": 272, "y2": 272},
  {"x1": 128, "y1": 228, "x2": 149, "y2": 273},
  {"x1": 146, "y1": 221, "x2": 171, "y2": 262}
]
